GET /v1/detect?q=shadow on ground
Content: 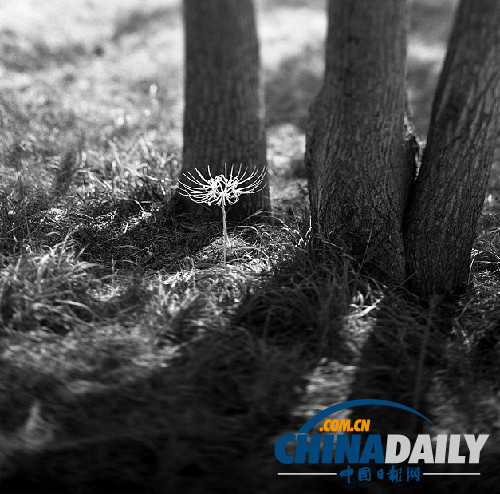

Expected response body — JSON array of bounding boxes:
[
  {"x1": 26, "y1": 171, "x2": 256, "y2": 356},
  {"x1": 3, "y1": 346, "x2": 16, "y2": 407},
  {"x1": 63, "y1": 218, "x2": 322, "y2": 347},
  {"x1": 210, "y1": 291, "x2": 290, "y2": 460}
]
[
  {"x1": 1, "y1": 235, "x2": 499, "y2": 493},
  {"x1": 0, "y1": 242, "x2": 352, "y2": 493}
]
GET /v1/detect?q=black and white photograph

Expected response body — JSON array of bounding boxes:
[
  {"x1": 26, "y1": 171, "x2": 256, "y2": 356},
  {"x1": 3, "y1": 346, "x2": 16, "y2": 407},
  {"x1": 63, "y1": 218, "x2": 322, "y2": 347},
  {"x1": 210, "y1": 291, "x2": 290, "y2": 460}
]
[{"x1": 0, "y1": 0, "x2": 499, "y2": 492}]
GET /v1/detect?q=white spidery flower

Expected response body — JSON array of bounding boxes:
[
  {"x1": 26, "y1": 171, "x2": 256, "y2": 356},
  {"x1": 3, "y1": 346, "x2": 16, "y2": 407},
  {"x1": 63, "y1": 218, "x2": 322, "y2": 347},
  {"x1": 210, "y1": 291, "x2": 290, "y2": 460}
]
[
  {"x1": 178, "y1": 164, "x2": 266, "y2": 208},
  {"x1": 178, "y1": 164, "x2": 267, "y2": 268}
]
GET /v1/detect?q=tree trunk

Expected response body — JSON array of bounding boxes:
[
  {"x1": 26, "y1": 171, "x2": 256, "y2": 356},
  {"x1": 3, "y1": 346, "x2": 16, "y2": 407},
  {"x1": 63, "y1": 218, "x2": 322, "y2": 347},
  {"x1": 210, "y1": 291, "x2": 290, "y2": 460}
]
[
  {"x1": 405, "y1": 0, "x2": 500, "y2": 297},
  {"x1": 182, "y1": 0, "x2": 270, "y2": 221},
  {"x1": 305, "y1": 0, "x2": 413, "y2": 281}
]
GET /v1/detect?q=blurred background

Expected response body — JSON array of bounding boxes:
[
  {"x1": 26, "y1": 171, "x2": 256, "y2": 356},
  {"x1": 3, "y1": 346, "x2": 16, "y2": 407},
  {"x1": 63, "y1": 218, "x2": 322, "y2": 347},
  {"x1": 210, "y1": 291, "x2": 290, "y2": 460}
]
[
  {"x1": 2, "y1": 0, "x2": 481, "y2": 189},
  {"x1": 2, "y1": 0, "x2": 497, "y2": 194}
]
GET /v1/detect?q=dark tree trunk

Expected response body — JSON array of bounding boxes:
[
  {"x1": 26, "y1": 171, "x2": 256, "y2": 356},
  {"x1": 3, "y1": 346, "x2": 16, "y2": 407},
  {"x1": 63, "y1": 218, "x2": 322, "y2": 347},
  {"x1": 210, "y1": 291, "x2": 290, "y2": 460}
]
[
  {"x1": 305, "y1": 0, "x2": 413, "y2": 281},
  {"x1": 182, "y1": 0, "x2": 270, "y2": 221},
  {"x1": 405, "y1": 0, "x2": 500, "y2": 297}
]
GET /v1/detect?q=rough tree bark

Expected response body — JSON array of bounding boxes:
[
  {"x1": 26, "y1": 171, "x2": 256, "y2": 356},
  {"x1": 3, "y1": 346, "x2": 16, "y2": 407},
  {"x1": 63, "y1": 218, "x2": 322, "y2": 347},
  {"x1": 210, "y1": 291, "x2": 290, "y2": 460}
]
[
  {"x1": 405, "y1": 0, "x2": 500, "y2": 296},
  {"x1": 182, "y1": 0, "x2": 270, "y2": 221},
  {"x1": 305, "y1": 0, "x2": 414, "y2": 282}
]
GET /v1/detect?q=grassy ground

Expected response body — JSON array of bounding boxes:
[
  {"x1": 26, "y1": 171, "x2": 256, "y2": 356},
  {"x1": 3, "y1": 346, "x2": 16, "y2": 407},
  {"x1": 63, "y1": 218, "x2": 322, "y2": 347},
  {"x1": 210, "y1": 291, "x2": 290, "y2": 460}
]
[{"x1": 0, "y1": 0, "x2": 499, "y2": 492}]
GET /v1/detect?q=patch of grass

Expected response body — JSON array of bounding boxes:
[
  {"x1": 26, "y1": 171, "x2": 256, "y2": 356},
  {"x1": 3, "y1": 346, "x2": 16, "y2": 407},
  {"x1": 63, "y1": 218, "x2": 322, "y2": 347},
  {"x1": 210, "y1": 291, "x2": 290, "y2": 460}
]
[
  {"x1": 0, "y1": 200, "x2": 311, "y2": 491},
  {"x1": 0, "y1": 241, "x2": 99, "y2": 333},
  {"x1": 0, "y1": 188, "x2": 52, "y2": 255},
  {"x1": 0, "y1": 196, "x2": 499, "y2": 491}
]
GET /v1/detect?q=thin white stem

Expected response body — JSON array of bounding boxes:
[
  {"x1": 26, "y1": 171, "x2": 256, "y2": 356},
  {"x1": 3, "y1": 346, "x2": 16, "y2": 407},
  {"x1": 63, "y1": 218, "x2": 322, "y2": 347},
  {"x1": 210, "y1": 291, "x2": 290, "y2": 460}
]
[{"x1": 222, "y1": 203, "x2": 227, "y2": 268}]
